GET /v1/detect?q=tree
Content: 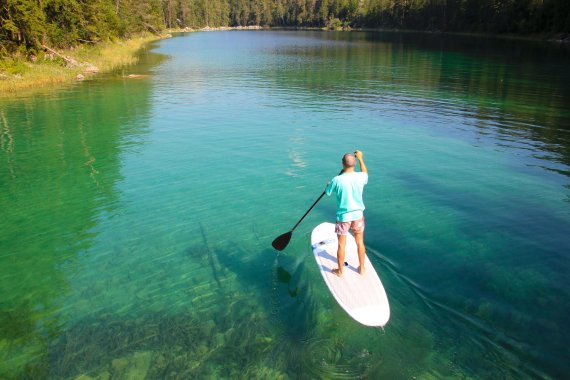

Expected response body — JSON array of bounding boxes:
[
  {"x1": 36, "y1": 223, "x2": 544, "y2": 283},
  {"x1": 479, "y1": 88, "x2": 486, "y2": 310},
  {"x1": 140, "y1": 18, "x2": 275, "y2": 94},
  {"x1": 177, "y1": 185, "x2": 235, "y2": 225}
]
[{"x1": 1, "y1": 0, "x2": 46, "y2": 50}]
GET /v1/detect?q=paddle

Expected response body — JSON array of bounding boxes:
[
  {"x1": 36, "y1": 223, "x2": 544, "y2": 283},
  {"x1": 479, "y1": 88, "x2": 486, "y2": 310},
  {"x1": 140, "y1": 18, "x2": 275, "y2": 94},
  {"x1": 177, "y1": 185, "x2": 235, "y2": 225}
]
[{"x1": 272, "y1": 170, "x2": 343, "y2": 251}]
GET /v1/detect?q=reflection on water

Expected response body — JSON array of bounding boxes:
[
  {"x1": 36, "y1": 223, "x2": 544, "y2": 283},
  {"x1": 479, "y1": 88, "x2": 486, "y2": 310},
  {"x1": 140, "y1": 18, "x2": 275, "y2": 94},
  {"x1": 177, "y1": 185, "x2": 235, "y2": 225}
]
[
  {"x1": 266, "y1": 31, "x2": 570, "y2": 169},
  {"x1": 0, "y1": 70, "x2": 153, "y2": 377},
  {"x1": 1, "y1": 31, "x2": 569, "y2": 379}
]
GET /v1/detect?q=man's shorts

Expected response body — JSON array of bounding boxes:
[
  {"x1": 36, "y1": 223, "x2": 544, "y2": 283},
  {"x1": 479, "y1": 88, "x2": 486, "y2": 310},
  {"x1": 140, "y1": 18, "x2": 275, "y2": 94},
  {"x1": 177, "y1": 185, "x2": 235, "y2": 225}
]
[{"x1": 335, "y1": 217, "x2": 365, "y2": 236}]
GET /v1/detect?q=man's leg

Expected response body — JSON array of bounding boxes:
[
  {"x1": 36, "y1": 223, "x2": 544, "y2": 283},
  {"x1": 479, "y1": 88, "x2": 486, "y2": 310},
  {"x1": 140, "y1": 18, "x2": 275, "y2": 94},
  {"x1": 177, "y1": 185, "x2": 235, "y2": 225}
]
[
  {"x1": 354, "y1": 231, "x2": 365, "y2": 274},
  {"x1": 333, "y1": 234, "x2": 346, "y2": 277}
]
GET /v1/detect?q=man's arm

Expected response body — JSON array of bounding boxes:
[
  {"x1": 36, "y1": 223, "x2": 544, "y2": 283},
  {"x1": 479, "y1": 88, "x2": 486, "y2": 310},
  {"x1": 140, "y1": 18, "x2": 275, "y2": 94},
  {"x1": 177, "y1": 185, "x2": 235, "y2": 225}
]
[
  {"x1": 354, "y1": 150, "x2": 368, "y2": 174},
  {"x1": 325, "y1": 177, "x2": 336, "y2": 195}
]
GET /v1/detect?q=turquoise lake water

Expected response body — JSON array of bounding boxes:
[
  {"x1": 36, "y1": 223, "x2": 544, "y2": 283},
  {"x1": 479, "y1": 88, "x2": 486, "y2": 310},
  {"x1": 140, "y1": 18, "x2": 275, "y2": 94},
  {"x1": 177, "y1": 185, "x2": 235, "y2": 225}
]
[{"x1": 1, "y1": 30, "x2": 570, "y2": 378}]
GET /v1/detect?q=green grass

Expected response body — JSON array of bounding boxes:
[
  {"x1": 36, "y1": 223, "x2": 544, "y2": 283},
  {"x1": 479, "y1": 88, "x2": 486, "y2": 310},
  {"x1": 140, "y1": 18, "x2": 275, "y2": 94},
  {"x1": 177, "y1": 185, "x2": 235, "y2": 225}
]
[{"x1": 0, "y1": 35, "x2": 159, "y2": 97}]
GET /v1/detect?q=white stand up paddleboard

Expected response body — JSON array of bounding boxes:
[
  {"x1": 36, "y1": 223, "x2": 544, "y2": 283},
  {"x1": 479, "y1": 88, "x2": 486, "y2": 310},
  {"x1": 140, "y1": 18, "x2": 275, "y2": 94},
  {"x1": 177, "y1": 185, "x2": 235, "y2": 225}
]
[{"x1": 311, "y1": 222, "x2": 390, "y2": 327}]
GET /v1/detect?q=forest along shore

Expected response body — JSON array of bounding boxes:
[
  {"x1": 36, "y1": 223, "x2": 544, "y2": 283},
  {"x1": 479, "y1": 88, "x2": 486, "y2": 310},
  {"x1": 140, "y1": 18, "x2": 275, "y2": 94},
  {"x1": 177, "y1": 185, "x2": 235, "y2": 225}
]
[
  {"x1": 2, "y1": 1, "x2": 568, "y2": 96},
  {"x1": 2, "y1": 25, "x2": 568, "y2": 97}
]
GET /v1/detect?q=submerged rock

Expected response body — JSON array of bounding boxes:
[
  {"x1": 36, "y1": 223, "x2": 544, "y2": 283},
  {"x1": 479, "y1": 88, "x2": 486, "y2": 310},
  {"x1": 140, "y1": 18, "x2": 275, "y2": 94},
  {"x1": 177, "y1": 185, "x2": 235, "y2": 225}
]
[
  {"x1": 126, "y1": 351, "x2": 152, "y2": 379},
  {"x1": 76, "y1": 74, "x2": 85, "y2": 80},
  {"x1": 110, "y1": 352, "x2": 151, "y2": 379},
  {"x1": 196, "y1": 343, "x2": 209, "y2": 356},
  {"x1": 111, "y1": 357, "x2": 128, "y2": 372}
]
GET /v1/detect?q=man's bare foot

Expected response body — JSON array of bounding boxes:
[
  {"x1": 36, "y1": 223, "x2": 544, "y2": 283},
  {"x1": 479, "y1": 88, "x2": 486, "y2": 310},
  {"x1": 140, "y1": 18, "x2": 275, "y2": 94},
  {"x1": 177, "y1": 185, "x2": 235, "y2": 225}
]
[
  {"x1": 358, "y1": 266, "x2": 366, "y2": 275},
  {"x1": 332, "y1": 268, "x2": 343, "y2": 277}
]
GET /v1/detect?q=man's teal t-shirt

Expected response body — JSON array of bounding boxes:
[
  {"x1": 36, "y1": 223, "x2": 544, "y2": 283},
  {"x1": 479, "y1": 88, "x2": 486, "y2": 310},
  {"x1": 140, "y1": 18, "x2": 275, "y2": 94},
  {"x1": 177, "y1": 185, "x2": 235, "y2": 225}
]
[{"x1": 325, "y1": 172, "x2": 368, "y2": 222}]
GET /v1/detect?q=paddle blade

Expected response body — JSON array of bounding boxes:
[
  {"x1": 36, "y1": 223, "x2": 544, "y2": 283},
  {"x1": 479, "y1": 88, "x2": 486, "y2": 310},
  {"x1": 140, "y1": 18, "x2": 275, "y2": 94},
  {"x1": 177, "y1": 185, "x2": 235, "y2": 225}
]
[{"x1": 272, "y1": 231, "x2": 292, "y2": 251}]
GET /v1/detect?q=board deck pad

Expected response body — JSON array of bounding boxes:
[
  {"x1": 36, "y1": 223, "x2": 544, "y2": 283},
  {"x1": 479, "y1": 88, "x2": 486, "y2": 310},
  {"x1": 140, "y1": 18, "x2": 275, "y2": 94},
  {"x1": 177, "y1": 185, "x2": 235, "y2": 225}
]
[{"x1": 311, "y1": 222, "x2": 390, "y2": 327}]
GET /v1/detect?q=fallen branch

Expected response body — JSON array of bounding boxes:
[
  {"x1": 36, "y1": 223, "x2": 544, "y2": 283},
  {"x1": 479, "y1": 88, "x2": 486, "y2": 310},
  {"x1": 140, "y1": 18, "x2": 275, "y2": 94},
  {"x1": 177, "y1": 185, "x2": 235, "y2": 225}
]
[
  {"x1": 143, "y1": 23, "x2": 161, "y2": 36},
  {"x1": 42, "y1": 44, "x2": 79, "y2": 67},
  {"x1": 41, "y1": 44, "x2": 98, "y2": 73}
]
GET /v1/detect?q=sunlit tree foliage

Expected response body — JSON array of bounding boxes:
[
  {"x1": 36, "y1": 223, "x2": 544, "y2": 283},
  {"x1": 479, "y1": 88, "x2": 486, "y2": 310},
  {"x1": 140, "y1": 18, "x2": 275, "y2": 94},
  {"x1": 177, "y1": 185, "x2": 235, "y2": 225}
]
[{"x1": 1, "y1": 0, "x2": 569, "y2": 56}]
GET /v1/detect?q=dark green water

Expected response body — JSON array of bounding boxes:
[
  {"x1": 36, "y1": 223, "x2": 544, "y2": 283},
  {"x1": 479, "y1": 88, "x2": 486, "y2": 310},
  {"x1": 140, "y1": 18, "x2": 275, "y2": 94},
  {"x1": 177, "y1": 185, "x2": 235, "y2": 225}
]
[{"x1": 1, "y1": 31, "x2": 569, "y2": 379}]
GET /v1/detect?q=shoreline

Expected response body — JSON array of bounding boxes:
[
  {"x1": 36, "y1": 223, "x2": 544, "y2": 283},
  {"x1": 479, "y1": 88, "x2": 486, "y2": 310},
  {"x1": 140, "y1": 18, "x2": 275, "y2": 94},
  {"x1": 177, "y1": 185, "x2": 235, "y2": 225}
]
[
  {"x1": 0, "y1": 34, "x2": 165, "y2": 98},
  {"x1": 2, "y1": 26, "x2": 566, "y2": 97},
  {"x1": 173, "y1": 25, "x2": 570, "y2": 45},
  {"x1": 166, "y1": 25, "x2": 265, "y2": 33},
  {"x1": 270, "y1": 25, "x2": 570, "y2": 43},
  {"x1": 354, "y1": 28, "x2": 570, "y2": 44}
]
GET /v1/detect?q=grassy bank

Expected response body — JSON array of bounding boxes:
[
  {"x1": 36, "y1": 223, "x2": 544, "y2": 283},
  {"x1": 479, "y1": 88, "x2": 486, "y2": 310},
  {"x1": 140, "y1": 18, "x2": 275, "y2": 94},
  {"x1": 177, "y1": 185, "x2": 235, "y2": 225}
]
[{"x1": 0, "y1": 35, "x2": 160, "y2": 97}]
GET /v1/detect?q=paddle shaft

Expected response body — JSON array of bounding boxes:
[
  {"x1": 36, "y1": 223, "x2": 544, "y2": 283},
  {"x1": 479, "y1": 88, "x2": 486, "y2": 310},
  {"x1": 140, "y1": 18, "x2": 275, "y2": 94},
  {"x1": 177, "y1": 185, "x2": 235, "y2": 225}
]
[
  {"x1": 272, "y1": 170, "x2": 343, "y2": 250},
  {"x1": 290, "y1": 190, "x2": 326, "y2": 232},
  {"x1": 289, "y1": 169, "x2": 343, "y2": 232}
]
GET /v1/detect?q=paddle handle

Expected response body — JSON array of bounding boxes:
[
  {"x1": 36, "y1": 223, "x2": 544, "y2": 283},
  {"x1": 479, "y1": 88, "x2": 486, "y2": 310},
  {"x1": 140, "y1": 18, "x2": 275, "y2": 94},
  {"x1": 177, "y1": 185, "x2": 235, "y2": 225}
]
[{"x1": 290, "y1": 190, "x2": 327, "y2": 232}]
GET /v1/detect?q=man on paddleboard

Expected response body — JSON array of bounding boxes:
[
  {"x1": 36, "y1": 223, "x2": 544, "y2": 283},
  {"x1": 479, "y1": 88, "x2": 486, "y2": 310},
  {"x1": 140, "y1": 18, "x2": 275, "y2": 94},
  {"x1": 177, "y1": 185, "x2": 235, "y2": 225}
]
[{"x1": 325, "y1": 150, "x2": 368, "y2": 277}]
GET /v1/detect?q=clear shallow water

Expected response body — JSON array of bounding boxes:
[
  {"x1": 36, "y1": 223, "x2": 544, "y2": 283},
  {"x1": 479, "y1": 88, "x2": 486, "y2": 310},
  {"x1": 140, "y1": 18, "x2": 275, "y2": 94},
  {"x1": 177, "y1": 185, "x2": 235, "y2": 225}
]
[{"x1": 1, "y1": 30, "x2": 569, "y2": 379}]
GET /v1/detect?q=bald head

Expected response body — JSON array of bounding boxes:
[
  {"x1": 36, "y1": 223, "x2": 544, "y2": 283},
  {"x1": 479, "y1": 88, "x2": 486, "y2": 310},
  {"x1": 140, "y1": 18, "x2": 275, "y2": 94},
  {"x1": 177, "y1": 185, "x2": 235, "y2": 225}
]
[{"x1": 342, "y1": 153, "x2": 356, "y2": 168}]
